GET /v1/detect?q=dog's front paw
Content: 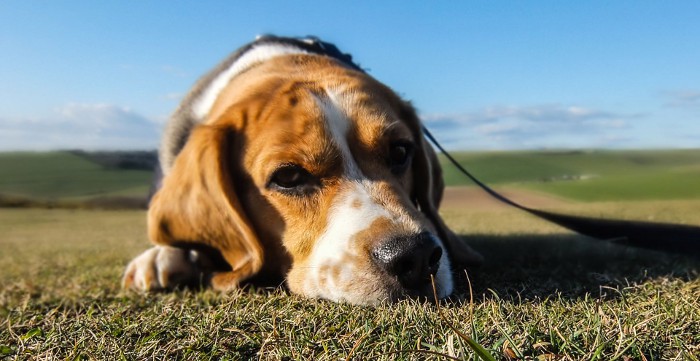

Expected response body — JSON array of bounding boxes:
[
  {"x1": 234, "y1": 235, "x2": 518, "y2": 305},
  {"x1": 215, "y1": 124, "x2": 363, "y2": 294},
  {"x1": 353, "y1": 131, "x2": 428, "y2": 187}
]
[{"x1": 122, "y1": 246, "x2": 211, "y2": 291}]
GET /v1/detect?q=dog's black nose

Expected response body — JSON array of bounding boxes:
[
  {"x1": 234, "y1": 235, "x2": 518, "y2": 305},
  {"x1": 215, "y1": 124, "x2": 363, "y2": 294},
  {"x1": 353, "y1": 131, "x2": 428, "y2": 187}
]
[{"x1": 372, "y1": 232, "x2": 443, "y2": 291}]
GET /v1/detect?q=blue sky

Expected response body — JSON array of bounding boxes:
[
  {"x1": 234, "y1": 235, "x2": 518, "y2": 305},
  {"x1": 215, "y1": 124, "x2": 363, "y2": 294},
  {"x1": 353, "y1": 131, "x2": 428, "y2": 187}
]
[{"x1": 1, "y1": 1, "x2": 699, "y2": 150}]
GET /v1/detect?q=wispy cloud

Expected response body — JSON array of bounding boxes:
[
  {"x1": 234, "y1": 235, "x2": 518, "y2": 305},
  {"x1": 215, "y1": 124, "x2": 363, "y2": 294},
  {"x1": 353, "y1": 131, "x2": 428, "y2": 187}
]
[
  {"x1": 162, "y1": 92, "x2": 183, "y2": 101},
  {"x1": 161, "y1": 65, "x2": 188, "y2": 78},
  {"x1": 663, "y1": 90, "x2": 700, "y2": 109},
  {"x1": 422, "y1": 104, "x2": 639, "y2": 150},
  {"x1": 0, "y1": 103, "x2": 161, "y2": 151}
]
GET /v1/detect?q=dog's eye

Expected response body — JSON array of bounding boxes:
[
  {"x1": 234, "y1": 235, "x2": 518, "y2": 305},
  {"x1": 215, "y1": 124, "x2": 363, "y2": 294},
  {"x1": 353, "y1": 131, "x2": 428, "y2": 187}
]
[
  {"x1": 267, "y1": 164, "x2": 319, "y2": 195},
  {"x1": 388, "y1": 141, "x2": 414, "y2": 174}
]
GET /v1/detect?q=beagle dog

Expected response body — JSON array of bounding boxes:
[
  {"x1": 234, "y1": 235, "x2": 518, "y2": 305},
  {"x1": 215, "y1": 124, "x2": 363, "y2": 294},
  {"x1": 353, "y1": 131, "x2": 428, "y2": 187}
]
[{"x1": 122, "y1": 35, "x2": 482, "y2": 305}]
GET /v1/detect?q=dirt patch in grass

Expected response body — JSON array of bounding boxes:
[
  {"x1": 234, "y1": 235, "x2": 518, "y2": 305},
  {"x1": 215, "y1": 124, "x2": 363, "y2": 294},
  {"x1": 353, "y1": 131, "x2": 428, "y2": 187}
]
[
  {"x1": 440, "y1": 186, "x2": 572, "y2": 211},
  {"x1": 0, "y1": 193, "x2": 147, "y2": 209}
]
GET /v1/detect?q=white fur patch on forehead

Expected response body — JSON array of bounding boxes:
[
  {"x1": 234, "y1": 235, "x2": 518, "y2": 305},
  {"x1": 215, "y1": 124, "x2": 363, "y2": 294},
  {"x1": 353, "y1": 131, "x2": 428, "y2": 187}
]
[
  {"x1": 313, "y1": 89, "x2": 362, "y2": 179},
  {"x1": 192, "y1": 44, "x2": 310, "y2": 119}
]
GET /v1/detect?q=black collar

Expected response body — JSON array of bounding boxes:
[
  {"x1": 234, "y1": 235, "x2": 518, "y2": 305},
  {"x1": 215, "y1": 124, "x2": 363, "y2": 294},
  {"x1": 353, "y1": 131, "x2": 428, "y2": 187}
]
[{"x1": 252, "y1": 35, "x2": 365, "y2": 72}]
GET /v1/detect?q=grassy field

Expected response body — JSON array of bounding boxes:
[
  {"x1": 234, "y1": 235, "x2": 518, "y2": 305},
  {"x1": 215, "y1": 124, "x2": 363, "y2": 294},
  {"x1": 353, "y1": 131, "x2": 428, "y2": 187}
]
[
  {"x1": 1, "y1": 200, "x2": 699, "y2": 360},
  {"x1": 439, "y1": 149, "x2": 700, "y2": 201},
  {"x1": 1, "y1": 149, "x2": 699, "y2": 206},
  {"x1": 1, "y1": 149, "x2": 699, "y2": 359},
  {"x1": 0, "y1": 151, "x2": 152, "y2": 206}
]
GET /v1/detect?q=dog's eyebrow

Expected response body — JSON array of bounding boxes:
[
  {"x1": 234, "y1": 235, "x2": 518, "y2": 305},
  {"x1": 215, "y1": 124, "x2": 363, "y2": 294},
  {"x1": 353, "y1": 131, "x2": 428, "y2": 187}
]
[
  {"x1": 379, "y1": 120, "x2": 413, "y2": 139},
  {"x1": 382, "y1": 120, "x2": 400, "y2": 131},
  {"x1": 256, "y1": 141, "x2": 343, "y2": 177}
]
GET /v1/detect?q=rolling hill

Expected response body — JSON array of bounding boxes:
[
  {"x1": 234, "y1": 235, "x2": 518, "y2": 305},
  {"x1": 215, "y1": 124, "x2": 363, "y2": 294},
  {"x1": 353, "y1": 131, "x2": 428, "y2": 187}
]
[
  {"x1": 1, "y1": 149, "x2": 698, "y2": 208},
  {"x1": 0, "y1": 151, "x2": 155, "y2": 208},
  {"x1": 439, "y1": 149, "x2": 700, "y2": 201}
]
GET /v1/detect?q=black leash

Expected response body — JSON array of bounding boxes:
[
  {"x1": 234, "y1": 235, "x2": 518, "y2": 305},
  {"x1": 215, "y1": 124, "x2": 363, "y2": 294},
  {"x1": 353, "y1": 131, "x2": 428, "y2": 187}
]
[
  {"x1": 186, "y1": 35, "x2": 700, "y2": 255},
  {"x1": 422, "y1": 126, "x2": 700, "y2": 256}
]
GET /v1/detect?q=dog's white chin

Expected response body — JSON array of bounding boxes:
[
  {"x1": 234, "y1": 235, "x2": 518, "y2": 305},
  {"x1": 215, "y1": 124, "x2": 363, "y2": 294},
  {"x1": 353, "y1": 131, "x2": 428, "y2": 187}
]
[
  {"x1": 287, "y1": 261, "x2": 454, "y2": 306},
  {"x1": 433, "y1": 256, "x2": 455, "y2": 299}
]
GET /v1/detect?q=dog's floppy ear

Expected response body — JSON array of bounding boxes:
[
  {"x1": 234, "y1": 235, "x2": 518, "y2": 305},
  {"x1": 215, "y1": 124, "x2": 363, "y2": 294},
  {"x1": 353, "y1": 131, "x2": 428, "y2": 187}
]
[
  {"x1": 404, "y1": 104, "x2": 484, "y2": 266},
  {"x1": 147, "y1": 123, "x2": 263, "y2": 290}
]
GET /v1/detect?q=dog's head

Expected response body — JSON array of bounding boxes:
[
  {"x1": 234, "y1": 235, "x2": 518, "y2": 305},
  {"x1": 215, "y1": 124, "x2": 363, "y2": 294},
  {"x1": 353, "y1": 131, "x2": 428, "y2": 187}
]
[{"x1": 148, "y1": 54, "x2": 481, "y2": 304}]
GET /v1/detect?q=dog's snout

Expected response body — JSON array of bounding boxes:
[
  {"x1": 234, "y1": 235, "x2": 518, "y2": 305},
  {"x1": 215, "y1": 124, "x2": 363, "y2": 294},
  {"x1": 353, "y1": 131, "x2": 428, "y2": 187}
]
[{"x1": 372, "y1": 232, "x2": 443, "y2": 291}]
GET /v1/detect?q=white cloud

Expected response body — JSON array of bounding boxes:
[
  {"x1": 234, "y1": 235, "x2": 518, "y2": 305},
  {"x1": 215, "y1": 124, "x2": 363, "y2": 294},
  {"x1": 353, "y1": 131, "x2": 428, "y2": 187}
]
[
  {"x1": 1, "y1": 102, "x2": 692, "y2": 152},
  {"x1": 0, "y1": 103, "x2": 161, "y2": 151},
  {"x1": 162, "y1": 92, "x2": 183, "y2": 101},
  {"x1": 421, "y1": 104, "x2": 639, "y2": 150},
  {"x1": 663, "y1": 90, "x2": 700, "y2": 109},
  {"x1": 161, "y1": 65, "x2": 187, "y2": 78},
  {"x1": 473, "y1": 122, "x2": 521, "y2": 136}
]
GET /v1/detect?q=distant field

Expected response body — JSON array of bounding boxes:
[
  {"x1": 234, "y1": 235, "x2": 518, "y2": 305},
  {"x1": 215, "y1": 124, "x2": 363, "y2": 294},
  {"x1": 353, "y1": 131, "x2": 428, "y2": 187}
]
[
  {"x1": 0, "y1": 151, "x2": 154, "y2": 207},
  {"x1": 440, "y1": 149, "x2": 700, "y2": 201},
  {"x1": 1, "y1": 149, "x2": 699, "y2": 206}
]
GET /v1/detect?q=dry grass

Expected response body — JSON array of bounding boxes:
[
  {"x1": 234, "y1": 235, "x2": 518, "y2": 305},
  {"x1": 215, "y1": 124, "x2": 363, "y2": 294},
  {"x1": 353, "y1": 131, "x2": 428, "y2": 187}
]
[{"x1": 1, "y1": 199, "x2": 699, "y2": 360}]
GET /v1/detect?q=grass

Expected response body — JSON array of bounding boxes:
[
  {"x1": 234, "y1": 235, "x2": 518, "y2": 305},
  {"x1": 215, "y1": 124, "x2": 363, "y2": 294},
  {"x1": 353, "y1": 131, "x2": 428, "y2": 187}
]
[
  {"x1": 1, "y1": 149, "x2": 699, "y2": 359},
  {"x1": 1, "y1": 201, "x2": 699, "y2": 360}
]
